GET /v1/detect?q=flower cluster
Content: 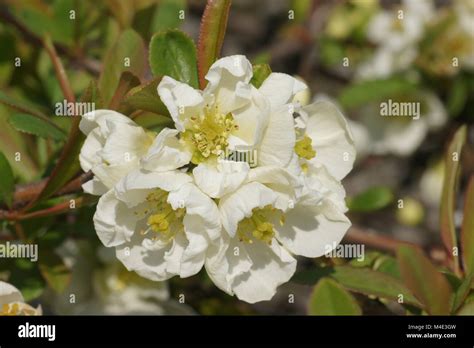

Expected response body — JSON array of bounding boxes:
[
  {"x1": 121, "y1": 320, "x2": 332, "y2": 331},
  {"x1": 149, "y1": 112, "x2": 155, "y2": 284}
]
[{"x1": 80, "y1": 55, "x2": 356, "y2": 303}]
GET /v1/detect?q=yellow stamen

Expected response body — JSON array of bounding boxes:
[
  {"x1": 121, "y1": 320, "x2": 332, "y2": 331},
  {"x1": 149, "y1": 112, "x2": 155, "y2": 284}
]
[{"x1": 295, "y1": 135, "x2": 316, "y2": 160}]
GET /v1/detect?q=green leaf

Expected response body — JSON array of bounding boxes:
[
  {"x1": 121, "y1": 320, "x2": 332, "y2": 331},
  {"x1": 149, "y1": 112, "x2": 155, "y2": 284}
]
[
  {"x1": 457, "y1": 295, "x2": 474, "y2": 315},
  {"x1": 440, "y1": 125, "x2": 467, "y2": 274},
  {"x1": 108, "y1": 72, "x2": 141, "y2": 112},
  {"x1": 38, "y1": 251, "x2": 71, "y2": 294},
  {"x1": 452, "y1": 272, "x2": 473, "y2": 312},
  {"x1": 293, "y1": 265, "x2": 421, "y2": 307},
  {"x1": 0, "y1": 90, "x2": 49, "y2": 120},
  {"x1": 347, "y1": 186, "x2": 394, "y2": 212},
  {"x1": 338, "y1": 77, "x2": 418, "y2": 109},
  {"x1": 150, "y1": 0, "x2": 186, "y2": 33},
  {"x1": 447, "y1": 78, "x2": 467, "y2": 117},
  {"x1": 9, "y1": 113, "x2": 67, "y2": 141},
  {"x1": 308, "y1": 278, "x2": 362, "y2": 315},
  {"x1": 197, "y1": 0, "x2": 231, "y2": 88},
  {"x1": 250, "y1": 64, "x2": 272, "y2": 88},
  {"x1": 134, "y1": 113, "x2": 174, "y2": 133},
  {"x1": 27, "y1": 82, "x2": 100, "y2": 207},
  {"x1": 99, "y1": 29, "x2": 146, "y2": 105},
  {"x1": 461, "y1": 176, "x2": 474, "y2": 274},
  {"x1": 149, "y1": 30, "x2": 198, "y2": 88},
  {"x1": 373, "y1": 255, "x2": 401, "y2": 279},
  {"x1": 0, "y1": 152, "x2": 15, "y2": 207},
  {"x1": 397, "y1": 245, "x2": 453, "y2": 315},
  {"x1": 120, "y1": 77, "x2": 170, "y2": 116}
]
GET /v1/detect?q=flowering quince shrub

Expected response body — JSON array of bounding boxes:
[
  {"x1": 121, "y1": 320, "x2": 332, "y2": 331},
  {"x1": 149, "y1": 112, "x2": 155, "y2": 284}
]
[
  {"x1": 81, "y1": 55, "x2": 356, "y2": 303},
  {"x1": 0, "y1": 0, "x2": 473, "y2": 316}
]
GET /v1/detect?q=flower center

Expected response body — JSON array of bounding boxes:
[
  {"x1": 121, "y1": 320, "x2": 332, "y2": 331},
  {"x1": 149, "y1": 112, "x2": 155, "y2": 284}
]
[
  {"x1": 295, "y1": 135, "x2": 316, "y2": 160},
  {"x1": 135, "y1": 189, "x2": 185, "y2": 242},
  {"x1": 237, "y1": 205, "x2": 283, "y2": 244},
  {"x1": 181, "y1": 104, "x2": 238, "y2": 164},
  {"x1": 1, "y1": 303, "x2": 36, "y2": 316}
]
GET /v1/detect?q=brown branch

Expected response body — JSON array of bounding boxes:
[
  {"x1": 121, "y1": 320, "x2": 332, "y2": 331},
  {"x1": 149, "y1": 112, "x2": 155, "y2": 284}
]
[
  {"x1": 345, "y1": 226, "x2": 449, "y2": 266},
  {"x1": 11, "y1": 171, "x2": 92, "y2": 208}
]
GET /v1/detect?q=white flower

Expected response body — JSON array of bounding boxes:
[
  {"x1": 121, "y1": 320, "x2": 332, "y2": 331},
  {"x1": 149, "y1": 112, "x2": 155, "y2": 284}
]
[
  {"x1": 79, "y1": 110, "x2": 155, "y2": 195},
  {"x1": 49, "y1": 241, "x2": 194, "y2": 315},
  {"x1": 357, "y1": 0, "x2": 434, "y2": 79},
  {"x1": 0, "y1": 281, "x2": 41, "y2": 316},
  {"x1": 93, "y1": 169, "x2": 221, "y2": 281},
  {"x1": 203, "y1": 80, "x2": 355, "y2": 303},
  {"x1": 359, "y1": 91, "x2": 446, "y2": 156},
  {"x1": 158, "y1": 55, "x2": 270, "y2": 165},
  {"x1": 83, "y1": 55, "x2": 357, "y2": 304}
]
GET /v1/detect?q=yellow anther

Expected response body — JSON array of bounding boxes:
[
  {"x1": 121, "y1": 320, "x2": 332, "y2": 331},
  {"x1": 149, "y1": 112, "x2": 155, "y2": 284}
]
[
  {"x1": 295, "y1": 135, "x2": 316, "y2": 160},
  {"x1": 181, "y1": 105, "x2": 236, "y2": 164}
]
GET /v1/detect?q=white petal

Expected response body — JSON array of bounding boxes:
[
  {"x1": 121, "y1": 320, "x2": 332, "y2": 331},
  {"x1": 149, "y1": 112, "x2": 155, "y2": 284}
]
[
  {"x1": 204, "y1": 55, "x2": 253, "y2": 114},
  {"x1": 93, "y1": 190, "x2": 136, "y2": 247},
  {"x1": 115, "y1": 169, "x2": 192, "y2": 207},
  {"x1": 168, "y1": 183, "x2": 221, "y2": 241},
  {"x1": 82, "y1": 177, "x2": 109, "y2": 196},
  {"x1": 141, "y1": 128, "x2": 191, "y2": 171},
  {"x1": 275, "y1": 198, "x2": 350, "y2": 258},
  {"x1": 304, "y1": 101, "x2": 356, "y2": 180},
  {"x1": 116, "y1": 233, "x2": 173, "y2": 281},
  {"x1": 258, "y1": 104, "x2": 296, "y2": 167},
  {"x1": 219, "y1": 182, "x2": 278, "y2": 237},
  {"x1": 204, "y1": 237, "x2": 233, "y2": 295},
  {"x1": 0, "y1": 281, "x2": 24, "y2": 306},
  {"x1": 79, "y1": 128, "x2": 103, "y2": 172},
  {"x1": 259, "y1": 73, "x2": 308, "y2": 109},
  {"x1": 193, "y1": 161, "x2": 249, "y2": 199},
  {"x1": 157, "y1": 76, "x2": 204, "y2": 131},
  {"x1": 228, "y1": 86, "x2": 270, "y2": 149},
  {"x1": 231, "y1": 240, "x2": 296, "y2": 303},
  {"x1": 100, "y1": 122, "x2": 151, "y2": 164},
  {"x1": 80, "y1": 109, "x2": 134, "y2": 136}
]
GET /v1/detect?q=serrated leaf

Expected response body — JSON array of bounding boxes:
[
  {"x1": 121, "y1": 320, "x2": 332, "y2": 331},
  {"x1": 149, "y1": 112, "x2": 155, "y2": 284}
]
[
  {"x1": 293, "y1": 265, "x2": 421, "y2": 307},
  {"x1": 440, "y1": 125, "x2": 467, "y2": 274},
  {"x1": 0, "y1": 152, "x2": 15, "y2": 207},
  {"x1": 397, "y1": 245, "x2": 453, "y2": 315},
  {"x1": 250, "y1": 64, "x2": 272, "y2": 88},
  {"x1": 38, "y1": 251, "x2": 71, "y2": 294},
  {"x1": 9, "y1": 113, "x2": 67, "y2": 141},
  {"x1": 99, "y1": 29, "x2": 146, "y2": 105},
  {"x1": 121, "y1": 77, "x2": 170, "y2": 116},
  {"x1": 0, "y1": 90, "x2": 49, "y2": 119},
  {"x1": 461, "y1": 176, "x2": 474, "y2": 274},
  {"x1": 338, "y1": 77, "x2": 418, "y2": 109},
  {"x1": 308, "y1": 278, "x2": 362, "y2": 315},
  {"x1": 347, "y1": 186, "x2": 394, "y2": 212},
  {"x1": 149, "y1": 30, "x2": 198, "y2": 88},
  {"x1": 197, "y1": 0, "x2": 231, "y2": 88}
]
